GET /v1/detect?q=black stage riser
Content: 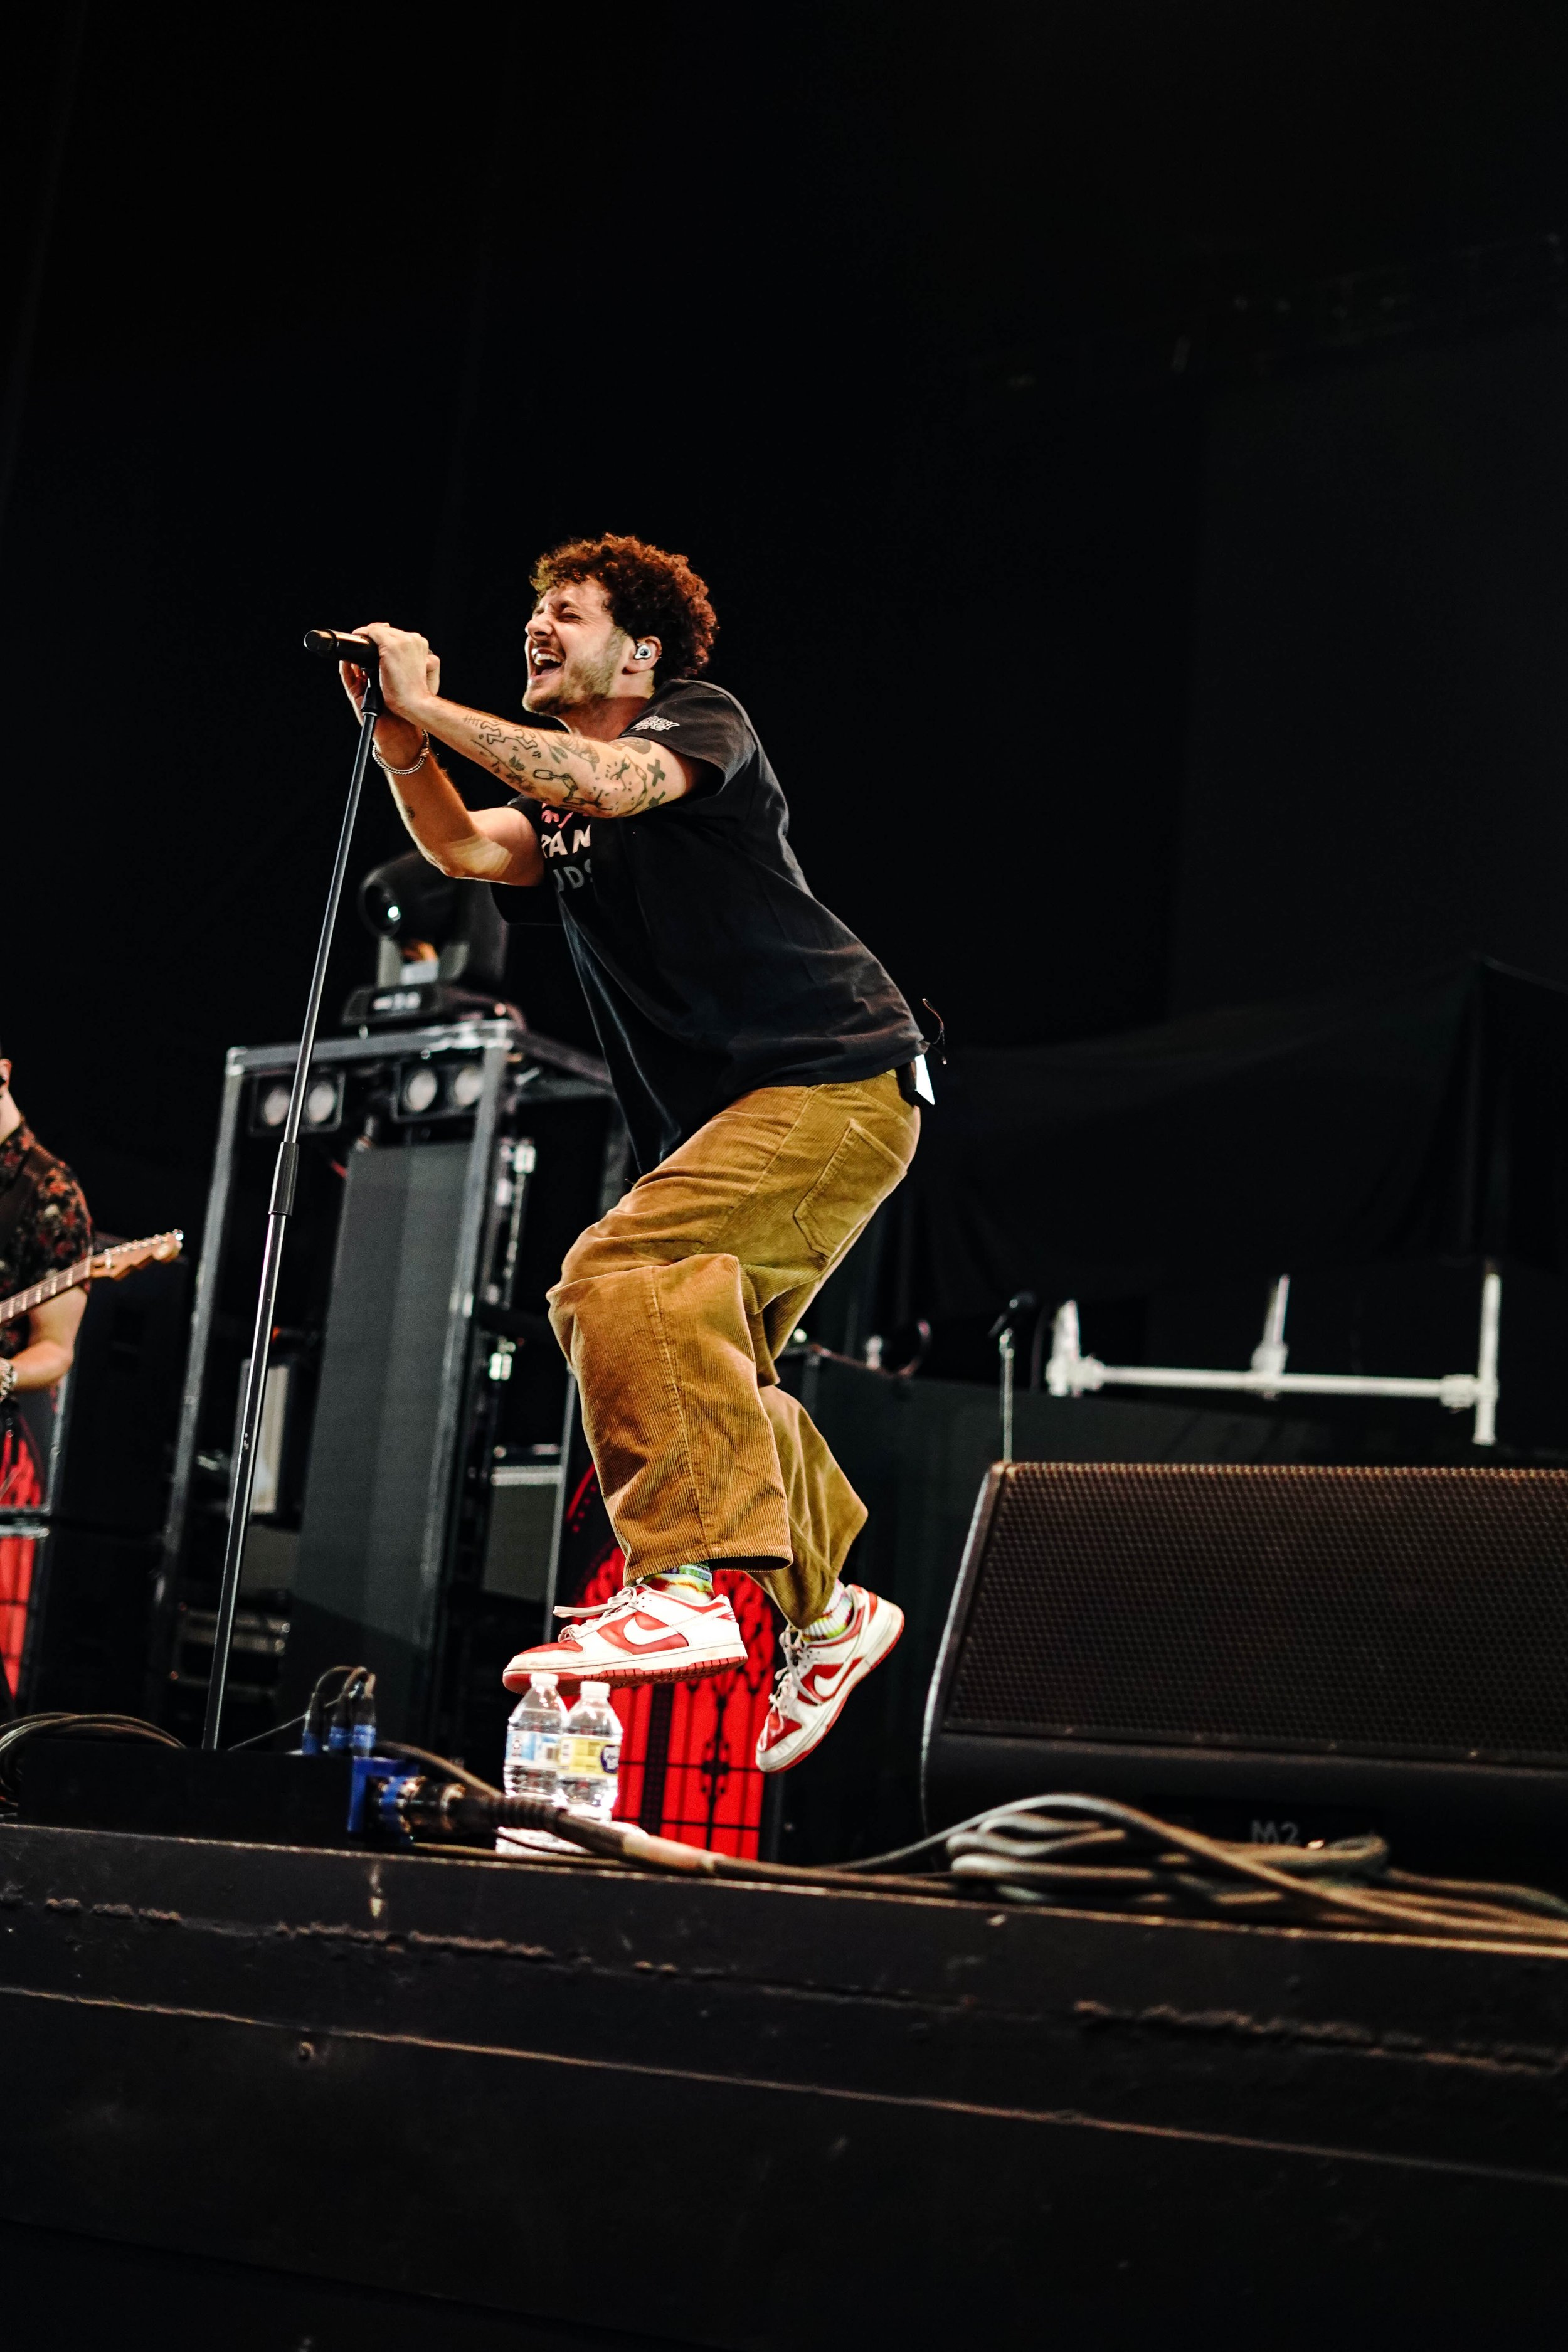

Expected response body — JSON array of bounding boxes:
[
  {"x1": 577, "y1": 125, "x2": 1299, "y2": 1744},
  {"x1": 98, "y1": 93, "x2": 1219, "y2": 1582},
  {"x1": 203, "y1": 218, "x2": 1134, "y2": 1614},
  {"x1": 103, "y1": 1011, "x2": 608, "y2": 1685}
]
[{"x1": 2, "y1": 1825, "x2": 1566, "y2": 2344}]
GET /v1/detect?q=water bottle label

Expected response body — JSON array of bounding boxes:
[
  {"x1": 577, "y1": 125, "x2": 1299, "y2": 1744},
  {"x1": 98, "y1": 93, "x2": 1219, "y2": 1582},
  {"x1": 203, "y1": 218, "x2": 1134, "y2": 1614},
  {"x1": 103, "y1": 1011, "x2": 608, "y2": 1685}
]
[
  {"x1": 512, "y1": 1730, "x2": 558, "y2": 1767},
  {"x1": 560, "y1": 1734, "x2": 615, "y2": 1779}
]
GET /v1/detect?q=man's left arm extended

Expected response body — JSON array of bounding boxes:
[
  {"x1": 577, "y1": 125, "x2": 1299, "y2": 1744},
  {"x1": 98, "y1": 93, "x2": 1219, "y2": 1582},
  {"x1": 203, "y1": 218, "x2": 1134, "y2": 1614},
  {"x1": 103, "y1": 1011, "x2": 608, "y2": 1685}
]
[
  {"x1": 429, "y1": 699, "x2": 690, "y2": 817},
  {"x1": 354, "y1": 623, "x2": 696, "y2": 818}
]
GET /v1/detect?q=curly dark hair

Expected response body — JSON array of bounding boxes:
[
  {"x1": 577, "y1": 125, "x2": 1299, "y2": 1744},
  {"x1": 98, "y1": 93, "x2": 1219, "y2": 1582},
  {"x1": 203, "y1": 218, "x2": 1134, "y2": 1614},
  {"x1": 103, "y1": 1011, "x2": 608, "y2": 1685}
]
[{"x1": 530, "y1": 533, "x2": 718, "y2": 679}]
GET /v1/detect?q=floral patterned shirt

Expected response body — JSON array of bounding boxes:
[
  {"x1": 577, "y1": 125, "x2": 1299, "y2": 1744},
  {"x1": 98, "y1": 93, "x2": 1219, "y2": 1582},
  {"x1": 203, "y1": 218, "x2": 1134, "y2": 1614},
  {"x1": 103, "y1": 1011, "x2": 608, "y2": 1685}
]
[{"x1": 0, "y1": 1123, "x2": 92, "y2": 1360}]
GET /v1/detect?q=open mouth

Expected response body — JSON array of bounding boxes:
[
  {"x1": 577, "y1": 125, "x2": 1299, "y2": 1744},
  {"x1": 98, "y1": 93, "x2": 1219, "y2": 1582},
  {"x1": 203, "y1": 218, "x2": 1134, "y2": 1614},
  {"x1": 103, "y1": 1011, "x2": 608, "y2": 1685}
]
[{"x1": 529, "y1": 646, "x2": 563, "y2": 678}]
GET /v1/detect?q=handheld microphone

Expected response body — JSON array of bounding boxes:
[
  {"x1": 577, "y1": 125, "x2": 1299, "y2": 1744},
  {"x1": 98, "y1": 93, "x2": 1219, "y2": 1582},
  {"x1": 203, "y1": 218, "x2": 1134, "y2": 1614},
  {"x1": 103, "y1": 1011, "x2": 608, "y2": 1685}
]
[{"x1": 304, "y1": 628, "x2": 379, "y2": 665}]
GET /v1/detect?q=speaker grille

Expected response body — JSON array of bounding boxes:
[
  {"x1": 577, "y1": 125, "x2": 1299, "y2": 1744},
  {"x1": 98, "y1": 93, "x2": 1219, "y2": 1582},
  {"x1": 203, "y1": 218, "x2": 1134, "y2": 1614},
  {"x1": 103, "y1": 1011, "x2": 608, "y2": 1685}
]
[
  {"x1": 292, "y1": 1140, "x2": 472, "y2": 1721},
  {"x1": 946, "y1": 1464, "x2": 1568, "y2": 1766}
]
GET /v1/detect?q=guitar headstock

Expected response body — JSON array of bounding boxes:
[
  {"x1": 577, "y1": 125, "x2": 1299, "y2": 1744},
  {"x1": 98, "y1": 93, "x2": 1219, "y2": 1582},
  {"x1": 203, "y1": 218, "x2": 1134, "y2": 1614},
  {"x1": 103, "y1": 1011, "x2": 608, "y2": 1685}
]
[{"x1": 90, "y1": 1231, "x2": 184, "y2": 1283}]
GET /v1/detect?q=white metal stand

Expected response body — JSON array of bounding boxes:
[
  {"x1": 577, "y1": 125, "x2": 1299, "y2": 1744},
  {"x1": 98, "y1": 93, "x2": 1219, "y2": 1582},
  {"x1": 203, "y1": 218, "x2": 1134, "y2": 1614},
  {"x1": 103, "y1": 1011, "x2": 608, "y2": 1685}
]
[{"x1": 1044, "y1": 1263, "x2": 1502, "y2": 1447}]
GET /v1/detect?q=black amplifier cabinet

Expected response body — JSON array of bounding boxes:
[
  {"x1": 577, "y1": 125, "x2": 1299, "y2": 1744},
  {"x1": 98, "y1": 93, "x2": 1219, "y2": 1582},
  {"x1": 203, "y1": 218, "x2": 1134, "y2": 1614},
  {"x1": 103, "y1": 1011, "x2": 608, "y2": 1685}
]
[
  {"x1": 923, "y1": 1461, "x2": 1568, "y2": 1883},
  {"x1": 150, "y1": 1017, "x2": 624, "y2": 1757}
]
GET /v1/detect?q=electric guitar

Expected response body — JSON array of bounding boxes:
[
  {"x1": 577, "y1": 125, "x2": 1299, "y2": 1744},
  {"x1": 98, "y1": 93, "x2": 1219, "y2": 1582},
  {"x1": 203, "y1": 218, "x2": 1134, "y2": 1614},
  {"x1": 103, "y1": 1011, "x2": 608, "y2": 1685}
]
[{"x1": 0, "y1": 1231, "x2": 183, "y2": 1332}]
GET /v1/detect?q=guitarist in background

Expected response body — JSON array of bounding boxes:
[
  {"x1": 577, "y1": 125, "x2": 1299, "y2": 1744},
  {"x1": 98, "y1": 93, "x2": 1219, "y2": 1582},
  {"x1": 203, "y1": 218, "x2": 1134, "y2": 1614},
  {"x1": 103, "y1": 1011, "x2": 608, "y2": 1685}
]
[
  {"x1": 0, "y1": 1039, "x2": 92, "y2": 1708},
  {"x1": 0, "y1": 1041, "x2": 92, "y2": 1402}
]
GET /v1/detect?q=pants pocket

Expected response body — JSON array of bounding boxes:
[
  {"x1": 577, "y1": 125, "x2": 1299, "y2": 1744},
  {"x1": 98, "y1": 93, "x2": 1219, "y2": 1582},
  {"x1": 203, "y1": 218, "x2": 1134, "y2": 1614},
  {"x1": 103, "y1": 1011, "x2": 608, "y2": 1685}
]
[{"x1": 793, "y1": 1119, "x2": 910, "y2": 1266}]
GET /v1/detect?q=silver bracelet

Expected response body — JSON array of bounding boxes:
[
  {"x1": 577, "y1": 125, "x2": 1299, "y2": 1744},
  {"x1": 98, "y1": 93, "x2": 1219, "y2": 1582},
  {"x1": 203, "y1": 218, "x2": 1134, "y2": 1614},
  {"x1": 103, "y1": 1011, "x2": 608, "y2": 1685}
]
[
  {"x1": 0, "y1": 1359, "x2": 16, "y2": 1404},
  {"x1": 373, "y1": 731, "x2": 431, "y2": 778}
]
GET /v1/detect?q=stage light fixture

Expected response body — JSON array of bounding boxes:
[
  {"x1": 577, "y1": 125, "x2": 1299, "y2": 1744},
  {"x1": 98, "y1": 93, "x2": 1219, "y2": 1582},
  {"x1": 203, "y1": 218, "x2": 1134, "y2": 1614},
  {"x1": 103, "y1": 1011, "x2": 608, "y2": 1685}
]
[
  {"x1": 346, "y1": 849, "x2": 511, "y2": 1027},
  {"x1": 250, "y1": 1072, "x2": 344, "y2": 1136},
  {"x1": 304, "y1": 1076, "x2": 342, "y2": 1129},
  {"x1": 359, "y1": 854, "x2": 458, "y2": 946},
  {"x1": 387, "y1": 1055, "x2": 493, "y2": 1123}
]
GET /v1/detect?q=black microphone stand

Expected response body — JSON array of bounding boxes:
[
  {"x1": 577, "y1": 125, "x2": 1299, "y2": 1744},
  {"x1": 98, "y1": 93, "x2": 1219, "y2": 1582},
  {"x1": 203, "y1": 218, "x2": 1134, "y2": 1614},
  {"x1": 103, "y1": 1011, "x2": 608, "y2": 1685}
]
[{"x1": 202, "y1": 661, "x2": 386, "y2": 1747}]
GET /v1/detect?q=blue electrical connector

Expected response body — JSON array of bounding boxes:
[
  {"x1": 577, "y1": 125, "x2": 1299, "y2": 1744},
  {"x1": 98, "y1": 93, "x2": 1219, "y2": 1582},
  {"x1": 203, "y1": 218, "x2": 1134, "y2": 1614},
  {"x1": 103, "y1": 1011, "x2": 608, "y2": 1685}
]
[
  {"x1": 305, "y1": 1665, "x2": 379, "y2": 1755},
  {"x1": 296, "y1": 1668, "x2": 413, "y2": 1836},
  {"x1": 349, "y1": 1673, "x2": 378, "y2": 1756},
  {"x1": 344, "y1": 1753, "x2": 421, "y2": 1838}
]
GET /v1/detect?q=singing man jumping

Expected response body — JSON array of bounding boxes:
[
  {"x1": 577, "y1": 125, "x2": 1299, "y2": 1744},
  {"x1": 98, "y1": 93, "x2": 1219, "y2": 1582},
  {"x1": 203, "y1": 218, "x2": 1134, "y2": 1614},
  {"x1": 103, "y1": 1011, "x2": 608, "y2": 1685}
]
[{"x1": 342, "y1": 534, "x2": 928, "y2": 1772}]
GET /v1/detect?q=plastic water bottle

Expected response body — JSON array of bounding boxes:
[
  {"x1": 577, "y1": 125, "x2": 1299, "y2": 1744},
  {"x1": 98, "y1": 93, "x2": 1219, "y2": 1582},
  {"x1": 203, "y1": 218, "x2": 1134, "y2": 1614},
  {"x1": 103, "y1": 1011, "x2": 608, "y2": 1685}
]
[
  {"x1": 504, "y1": 1672, "x2": 567, "y2": 1805},
  {"x1": 559, "y1": 1681, "x2": 621, "y2": 1824}
]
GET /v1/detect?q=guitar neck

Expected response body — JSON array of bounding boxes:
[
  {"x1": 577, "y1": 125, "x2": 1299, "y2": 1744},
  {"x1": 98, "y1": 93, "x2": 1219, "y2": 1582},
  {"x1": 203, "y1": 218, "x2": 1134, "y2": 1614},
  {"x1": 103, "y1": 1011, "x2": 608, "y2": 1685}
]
[{"x1": 0, "y1": 1255, "x2": 92, "y2": 1330}]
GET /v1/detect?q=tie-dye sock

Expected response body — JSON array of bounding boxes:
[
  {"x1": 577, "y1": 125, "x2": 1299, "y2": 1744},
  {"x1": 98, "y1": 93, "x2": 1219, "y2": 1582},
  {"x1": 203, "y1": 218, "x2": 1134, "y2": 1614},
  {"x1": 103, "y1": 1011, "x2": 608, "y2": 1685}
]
[
  {"x1": 650, "y1": 1563, "x2": 715, "y2": 1600},
  {"x1": 807, "y1": 1581, "x2": 854, "y2": 1642}
]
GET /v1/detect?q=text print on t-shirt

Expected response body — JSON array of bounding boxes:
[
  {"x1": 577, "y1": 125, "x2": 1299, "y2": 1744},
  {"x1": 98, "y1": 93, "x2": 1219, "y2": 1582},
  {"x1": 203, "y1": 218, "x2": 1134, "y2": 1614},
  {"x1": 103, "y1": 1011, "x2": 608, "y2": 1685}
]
[{"x1": 539, "y1": 807, "x2": 593, "y2": 893}]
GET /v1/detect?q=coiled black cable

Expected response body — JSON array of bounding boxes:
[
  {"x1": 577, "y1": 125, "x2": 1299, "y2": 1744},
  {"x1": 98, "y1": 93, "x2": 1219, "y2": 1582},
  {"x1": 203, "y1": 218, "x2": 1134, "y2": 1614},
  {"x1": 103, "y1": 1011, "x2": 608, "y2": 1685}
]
[
  {"x1": 0, "y1": 1711, "x2": 183, "y2": 1803},
  {"x1": 921, "y1": 1793, "x2": 1568, "y2": 1941}
]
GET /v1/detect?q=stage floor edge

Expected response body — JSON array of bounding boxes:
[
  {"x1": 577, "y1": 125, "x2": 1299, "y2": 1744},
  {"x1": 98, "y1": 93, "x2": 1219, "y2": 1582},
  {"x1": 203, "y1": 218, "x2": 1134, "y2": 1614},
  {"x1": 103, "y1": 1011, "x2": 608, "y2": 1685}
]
[{"x1": 1, "y1": 1821, "x2": 1564, "y2": 2345}]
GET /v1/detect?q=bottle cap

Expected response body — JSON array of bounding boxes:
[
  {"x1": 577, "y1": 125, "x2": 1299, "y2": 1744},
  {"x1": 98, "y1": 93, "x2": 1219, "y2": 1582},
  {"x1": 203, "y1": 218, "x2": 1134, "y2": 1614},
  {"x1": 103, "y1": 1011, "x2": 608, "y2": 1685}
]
[
  {"x1": 581, "y1": 1681, "x2": 610, "y2": 1702},
  {"x1": 529, "y1": 1671, "x2": 558, "y2": 1691}
]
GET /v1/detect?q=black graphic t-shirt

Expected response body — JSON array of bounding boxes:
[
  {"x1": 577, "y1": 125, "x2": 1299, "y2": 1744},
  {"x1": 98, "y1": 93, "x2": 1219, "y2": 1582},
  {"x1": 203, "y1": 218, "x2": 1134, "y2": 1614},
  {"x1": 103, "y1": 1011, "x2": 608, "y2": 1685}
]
[{"x1": 493, "y1": 679, "x2": 924, "y2": 1170}]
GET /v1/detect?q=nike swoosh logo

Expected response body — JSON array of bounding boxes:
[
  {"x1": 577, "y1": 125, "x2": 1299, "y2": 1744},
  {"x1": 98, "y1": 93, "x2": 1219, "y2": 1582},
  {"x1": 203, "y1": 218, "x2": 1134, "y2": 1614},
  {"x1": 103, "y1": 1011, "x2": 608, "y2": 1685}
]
[{"x1": 602, "y1": 1616, "x2": 695, "y2": 1653}]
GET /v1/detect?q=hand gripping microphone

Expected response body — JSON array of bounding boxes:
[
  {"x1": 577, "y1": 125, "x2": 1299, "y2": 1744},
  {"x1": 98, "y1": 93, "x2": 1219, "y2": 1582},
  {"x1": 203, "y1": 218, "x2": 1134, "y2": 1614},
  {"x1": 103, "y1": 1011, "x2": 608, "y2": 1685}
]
[{"x1": 304, "y1": 628, "x2": 379, "y2": 665}]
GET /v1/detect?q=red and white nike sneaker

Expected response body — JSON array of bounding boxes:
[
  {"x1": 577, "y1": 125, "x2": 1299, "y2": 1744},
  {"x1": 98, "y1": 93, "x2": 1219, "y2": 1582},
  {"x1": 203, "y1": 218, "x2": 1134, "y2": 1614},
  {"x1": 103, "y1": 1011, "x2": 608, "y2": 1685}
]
[
  {"x1": 502, "y1": 1580, "x2": 749, "y2": 1690},
  {"x1": 755, "y1": 1584, "x2": 904, "y2": 1774}
]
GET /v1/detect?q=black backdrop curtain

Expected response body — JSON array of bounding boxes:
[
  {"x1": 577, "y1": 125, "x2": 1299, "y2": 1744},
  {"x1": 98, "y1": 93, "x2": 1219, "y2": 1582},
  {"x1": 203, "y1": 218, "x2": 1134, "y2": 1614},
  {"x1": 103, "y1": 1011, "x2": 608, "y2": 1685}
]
[{"x1": 910, "y1": 959, "x2": 1568, "y2": 1316}]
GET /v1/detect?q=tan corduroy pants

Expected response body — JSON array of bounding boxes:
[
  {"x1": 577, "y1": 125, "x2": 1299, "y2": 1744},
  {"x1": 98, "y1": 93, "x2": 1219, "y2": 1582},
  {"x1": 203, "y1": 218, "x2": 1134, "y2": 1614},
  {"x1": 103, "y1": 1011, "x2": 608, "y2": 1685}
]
[{"x1": 547, "y1": 1071, "x2": 919, "y2": 1629}]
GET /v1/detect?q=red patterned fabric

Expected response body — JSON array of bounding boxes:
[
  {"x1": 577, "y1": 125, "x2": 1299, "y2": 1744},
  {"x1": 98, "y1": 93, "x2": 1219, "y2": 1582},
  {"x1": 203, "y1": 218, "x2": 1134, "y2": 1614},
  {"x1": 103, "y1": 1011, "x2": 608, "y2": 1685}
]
[
  {"x1": 556, "y1": 1466, "x2": 777, "y2": 1858},
  {"x1": 0, "y1": 1416, "x2": 43, "y2": 1697}
]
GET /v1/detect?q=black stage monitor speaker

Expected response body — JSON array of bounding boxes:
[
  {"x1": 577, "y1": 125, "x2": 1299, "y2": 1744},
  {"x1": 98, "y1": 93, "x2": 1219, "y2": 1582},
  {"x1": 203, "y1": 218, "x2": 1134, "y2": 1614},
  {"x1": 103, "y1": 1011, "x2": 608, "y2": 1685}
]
[
  {"x1": 923, "y1": 1462, "x2": 1568, "y2": 1881},
  {"x1": 285, "y1": 1140, "x2": 474, "y2": 1728}
]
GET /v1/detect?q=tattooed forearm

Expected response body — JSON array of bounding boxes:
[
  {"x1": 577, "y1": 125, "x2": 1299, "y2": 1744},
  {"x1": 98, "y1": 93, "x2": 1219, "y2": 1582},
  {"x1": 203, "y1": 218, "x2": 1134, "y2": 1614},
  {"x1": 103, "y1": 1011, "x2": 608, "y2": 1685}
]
[{"x1": 442, "y1": 708, "x2": 679, "y2": 817}]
